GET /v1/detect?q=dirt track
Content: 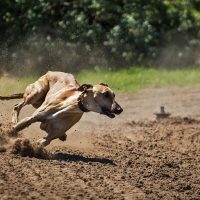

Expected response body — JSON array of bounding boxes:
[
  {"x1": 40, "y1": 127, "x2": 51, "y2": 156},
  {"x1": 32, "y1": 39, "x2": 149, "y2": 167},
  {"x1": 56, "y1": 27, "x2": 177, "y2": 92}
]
[{"x1": 0, "y1": 87, "x2": 200, "y2": 200}]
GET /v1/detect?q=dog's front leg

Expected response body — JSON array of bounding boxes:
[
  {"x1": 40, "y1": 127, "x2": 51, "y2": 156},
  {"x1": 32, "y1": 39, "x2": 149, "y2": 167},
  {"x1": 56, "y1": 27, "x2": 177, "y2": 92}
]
[
  {"x1": 13, "y1": 110, "x2": 45, "y2": 132},
  {"x1": 51, "y1": 107, "x2": 82, "y2": 118},
  {"x1": 13, "y1": 116, "x2": 37, "y2": 132}
]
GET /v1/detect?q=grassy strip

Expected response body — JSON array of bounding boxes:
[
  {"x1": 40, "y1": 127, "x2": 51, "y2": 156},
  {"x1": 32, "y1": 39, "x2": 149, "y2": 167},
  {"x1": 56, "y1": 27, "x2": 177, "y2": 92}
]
[
  {"x1": 1, "y1": 68, "x2": 200, "y2": 95},
  {"x1": 76, "y1": 67, "x2": 200, "y2": 93},
  {"x1": 0, "y1": 76, "x2": 36, "y2": 95}
]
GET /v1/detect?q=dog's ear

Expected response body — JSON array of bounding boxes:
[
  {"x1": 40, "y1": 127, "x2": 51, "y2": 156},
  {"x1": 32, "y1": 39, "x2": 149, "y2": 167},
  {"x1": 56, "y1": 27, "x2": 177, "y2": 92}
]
[
  {"x1": 100, "y1": 83, "x2": 108, "y2": 87},
  {"x1": 78, "y1": 84, "x2": 93, "y2": 91}
]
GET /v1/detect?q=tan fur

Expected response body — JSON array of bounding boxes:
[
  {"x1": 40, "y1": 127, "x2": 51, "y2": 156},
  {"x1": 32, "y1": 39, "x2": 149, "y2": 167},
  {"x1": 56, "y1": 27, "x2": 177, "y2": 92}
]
[{"x1": 4, "y1": 71, "x2": 123, "y2": 147}]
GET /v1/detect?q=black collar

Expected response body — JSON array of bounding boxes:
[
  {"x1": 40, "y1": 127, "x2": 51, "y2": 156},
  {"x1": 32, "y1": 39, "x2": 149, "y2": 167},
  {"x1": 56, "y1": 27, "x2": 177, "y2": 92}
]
[{"x1": 77, "y1": 91, "x2": 90, "y2": 112}]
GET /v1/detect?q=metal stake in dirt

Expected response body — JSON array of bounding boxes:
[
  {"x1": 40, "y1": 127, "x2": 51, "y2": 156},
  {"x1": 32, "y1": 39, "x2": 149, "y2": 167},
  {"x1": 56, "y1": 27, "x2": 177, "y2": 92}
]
[{"x1": 154, "y1": 106, "x2": 171, "y2": 119}]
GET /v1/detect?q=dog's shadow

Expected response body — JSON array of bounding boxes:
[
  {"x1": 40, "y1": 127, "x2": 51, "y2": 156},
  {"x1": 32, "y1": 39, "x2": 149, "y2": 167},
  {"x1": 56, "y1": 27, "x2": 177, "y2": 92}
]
[{"x1": 52, "y1": 152, "x2": 117, "y2": 166}]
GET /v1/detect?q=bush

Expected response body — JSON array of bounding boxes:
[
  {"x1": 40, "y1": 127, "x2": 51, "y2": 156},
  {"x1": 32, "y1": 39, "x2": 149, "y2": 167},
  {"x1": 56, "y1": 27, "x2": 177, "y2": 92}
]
[{"x1": 1, "y1": 0, "x2": 200, "y2": 75}]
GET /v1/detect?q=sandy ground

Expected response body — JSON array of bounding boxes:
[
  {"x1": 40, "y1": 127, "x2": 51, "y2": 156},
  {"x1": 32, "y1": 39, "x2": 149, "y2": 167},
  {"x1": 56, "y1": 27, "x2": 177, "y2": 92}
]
[{"x1": 0, "y1": 86, "x2": 200, "y2": 199}]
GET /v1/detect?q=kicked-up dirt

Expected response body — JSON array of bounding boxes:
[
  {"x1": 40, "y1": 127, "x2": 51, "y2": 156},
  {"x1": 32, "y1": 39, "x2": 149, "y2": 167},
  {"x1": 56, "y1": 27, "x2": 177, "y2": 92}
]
[{"x1": 0, "y1": 86, "x2": 200, "y2": 200}]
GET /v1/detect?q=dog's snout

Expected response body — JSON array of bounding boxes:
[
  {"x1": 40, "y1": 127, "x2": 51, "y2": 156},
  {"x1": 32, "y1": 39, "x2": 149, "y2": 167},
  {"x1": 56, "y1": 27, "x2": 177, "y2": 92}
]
[{"x1": 114, "y1": 104, "x2": 123, "y2": 114}]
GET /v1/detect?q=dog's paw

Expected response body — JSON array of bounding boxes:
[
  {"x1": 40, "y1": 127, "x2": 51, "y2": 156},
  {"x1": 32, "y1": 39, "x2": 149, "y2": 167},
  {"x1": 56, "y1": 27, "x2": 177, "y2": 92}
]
[
  {"x1": 11, "y1": 116, "x2": 18, "y2": 124},
  {"x1": 59, "y1": 134, "x2": 67, "y2": 142}
]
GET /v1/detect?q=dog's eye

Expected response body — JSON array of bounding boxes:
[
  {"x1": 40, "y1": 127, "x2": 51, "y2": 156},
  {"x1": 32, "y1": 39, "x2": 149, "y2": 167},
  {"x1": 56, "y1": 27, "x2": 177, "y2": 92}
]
[{"x1": 103, "y1": 92, "x2": 109, "y2": 97}]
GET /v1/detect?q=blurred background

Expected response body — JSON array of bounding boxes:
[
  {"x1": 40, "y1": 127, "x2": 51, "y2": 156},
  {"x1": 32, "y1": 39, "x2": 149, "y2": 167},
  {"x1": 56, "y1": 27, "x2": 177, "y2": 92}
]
[{"x1": 1, "y1": 0, "x2": 200, "y2": 76}]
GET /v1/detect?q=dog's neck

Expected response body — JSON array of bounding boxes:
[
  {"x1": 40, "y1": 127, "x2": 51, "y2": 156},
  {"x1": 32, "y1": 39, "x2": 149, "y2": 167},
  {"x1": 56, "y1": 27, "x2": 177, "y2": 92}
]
[{"x1": 77, "y1": 91, "x2": 90, "y2": 112}]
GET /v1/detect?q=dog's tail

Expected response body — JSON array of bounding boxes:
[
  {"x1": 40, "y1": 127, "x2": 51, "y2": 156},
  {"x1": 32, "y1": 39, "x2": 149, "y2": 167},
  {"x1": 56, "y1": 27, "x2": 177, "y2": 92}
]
[{"x1": 0, "y1": 93, "x2": 24, "y2": 100}]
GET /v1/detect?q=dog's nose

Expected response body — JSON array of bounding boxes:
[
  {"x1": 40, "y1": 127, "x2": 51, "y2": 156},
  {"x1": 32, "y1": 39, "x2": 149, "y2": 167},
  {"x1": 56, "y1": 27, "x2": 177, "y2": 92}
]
[{"x1": 114, "y1": 105, "x2": 123, "y2": 114}]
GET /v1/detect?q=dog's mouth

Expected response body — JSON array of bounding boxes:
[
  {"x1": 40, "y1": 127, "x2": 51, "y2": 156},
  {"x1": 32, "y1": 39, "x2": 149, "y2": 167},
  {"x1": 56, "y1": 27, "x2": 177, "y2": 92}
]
[{"x1": 101, "y1": 108, "x2": 115, "y2": 118}]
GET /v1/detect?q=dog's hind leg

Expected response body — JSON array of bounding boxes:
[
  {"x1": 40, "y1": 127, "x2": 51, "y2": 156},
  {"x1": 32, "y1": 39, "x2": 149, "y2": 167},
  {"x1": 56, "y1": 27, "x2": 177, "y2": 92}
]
[
  {"x1": 37, "y1": 137, "x2": 51, "y2": 147},
  {"x1": 59, "y1": 133, "x2": 67, "y2": 141},
  {"x1": 37, "y1": 132, "x2": 67, "y2": 147},
  {"x1": 37, "y1": 119, "x2": 70, "y2": 147},
  {"x1": 12, "y1": 101, "x2": 26, "y2": 124},
  {"x1": 37, "y1": 130, "x2": 61, "y2": 147}
]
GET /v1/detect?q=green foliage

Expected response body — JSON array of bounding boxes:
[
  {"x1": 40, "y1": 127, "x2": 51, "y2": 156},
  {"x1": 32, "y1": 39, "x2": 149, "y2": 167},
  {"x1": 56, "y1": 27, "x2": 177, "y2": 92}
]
[{"x1": 1, "y1": 0, "x2": 200, "y2": 75}]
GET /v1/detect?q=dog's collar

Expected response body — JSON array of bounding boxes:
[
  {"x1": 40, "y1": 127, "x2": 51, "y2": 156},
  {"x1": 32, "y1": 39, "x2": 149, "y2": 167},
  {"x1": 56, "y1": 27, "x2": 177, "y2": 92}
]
[{"x1": 77, "y1": 91, "x2": 90, "y2": 113}]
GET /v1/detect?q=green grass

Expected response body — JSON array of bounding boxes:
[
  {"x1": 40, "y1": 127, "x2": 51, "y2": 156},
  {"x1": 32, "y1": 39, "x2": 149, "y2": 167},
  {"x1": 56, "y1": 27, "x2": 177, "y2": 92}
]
[
  {"x1": 1, "y1": 67, "x2": 200, "y2": 95},
  {"x1": 76, "y1": 67, "x2": 200, "y2": 93},
  {"x1": 0, "y1": 76, "x2": 37, "y2": 94}
]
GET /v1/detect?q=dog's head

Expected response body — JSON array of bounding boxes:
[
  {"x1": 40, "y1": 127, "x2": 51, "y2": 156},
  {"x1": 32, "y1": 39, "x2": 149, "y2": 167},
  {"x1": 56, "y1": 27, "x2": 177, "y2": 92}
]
[{"x1": 78, "y1": 83, "x2": 123, "y2": 118}]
